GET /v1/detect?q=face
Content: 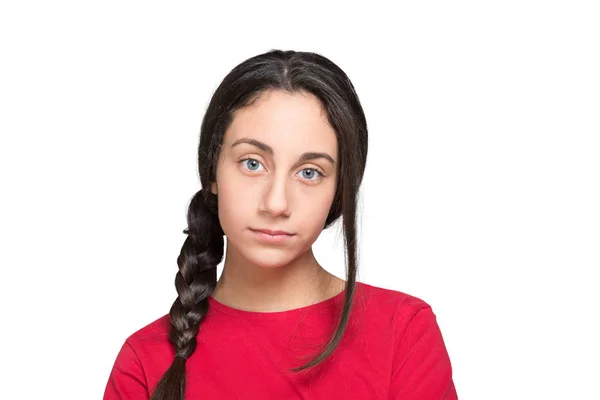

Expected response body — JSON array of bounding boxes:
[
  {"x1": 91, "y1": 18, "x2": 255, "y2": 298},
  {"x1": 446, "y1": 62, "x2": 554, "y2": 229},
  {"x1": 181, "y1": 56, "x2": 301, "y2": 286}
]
[{"x1": 211, "y1": 89, "x2": 338, "y2": 270}]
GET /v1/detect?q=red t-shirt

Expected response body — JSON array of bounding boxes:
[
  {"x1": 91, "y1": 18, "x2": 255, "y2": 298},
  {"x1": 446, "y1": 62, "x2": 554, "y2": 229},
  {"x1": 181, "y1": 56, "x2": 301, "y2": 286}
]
[{"x1": 104, "y1": 281, "x2": 457, "y2": 399}]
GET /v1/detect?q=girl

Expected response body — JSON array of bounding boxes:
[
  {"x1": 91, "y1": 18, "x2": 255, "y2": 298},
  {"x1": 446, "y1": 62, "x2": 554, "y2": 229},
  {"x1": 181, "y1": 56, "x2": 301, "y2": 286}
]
[{"x1": 104, "y1": 49, "x2": 457, "y2": 400}]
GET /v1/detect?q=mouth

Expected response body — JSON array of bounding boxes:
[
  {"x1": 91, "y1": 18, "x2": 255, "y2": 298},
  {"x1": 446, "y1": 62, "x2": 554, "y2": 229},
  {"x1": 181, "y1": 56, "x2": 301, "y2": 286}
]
[
  {"x1": 249, "y1": 228, "x2": 295, "y2": 244},
  {"x1": 250, "y1": 228, "x2": 295, "y2": 236}
]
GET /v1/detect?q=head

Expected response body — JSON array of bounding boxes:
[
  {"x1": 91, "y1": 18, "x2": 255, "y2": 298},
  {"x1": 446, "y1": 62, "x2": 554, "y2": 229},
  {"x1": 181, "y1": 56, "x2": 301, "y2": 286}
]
[
  {"x1": 151, "y1": 49, "x2": 368, "y2": 400},
  {"x1": 210, "y1": 89, "x2": 339, "y2": 270}
]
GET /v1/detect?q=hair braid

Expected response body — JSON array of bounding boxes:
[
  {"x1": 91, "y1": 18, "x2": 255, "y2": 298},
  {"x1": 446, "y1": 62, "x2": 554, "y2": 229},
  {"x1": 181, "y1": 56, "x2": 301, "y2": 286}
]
[{"x1": 150, "y1": 189, "x2": 224, "y2": 400}]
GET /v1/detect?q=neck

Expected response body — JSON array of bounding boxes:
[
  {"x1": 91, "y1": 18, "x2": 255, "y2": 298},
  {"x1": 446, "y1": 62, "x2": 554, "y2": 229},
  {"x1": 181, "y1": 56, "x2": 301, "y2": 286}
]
[{"x1": 210, "y1": 240, "x2": 344, "y2": 312}]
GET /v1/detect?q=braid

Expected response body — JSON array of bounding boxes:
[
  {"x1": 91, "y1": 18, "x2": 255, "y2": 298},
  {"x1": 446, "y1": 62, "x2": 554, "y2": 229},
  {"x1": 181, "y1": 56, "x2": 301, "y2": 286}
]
[{"x1": 151, "y1": 189, "x2": 224, "y2": 400}]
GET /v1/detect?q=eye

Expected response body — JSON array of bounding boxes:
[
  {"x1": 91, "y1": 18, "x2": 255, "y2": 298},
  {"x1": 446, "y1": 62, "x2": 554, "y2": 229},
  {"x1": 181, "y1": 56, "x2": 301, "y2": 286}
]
[
  {"x1": 296, "y1": 168, "x2": 323, "y2": 181},
  {"x1": 240, "y1": 158, "x2": 265, "y2": 172}
]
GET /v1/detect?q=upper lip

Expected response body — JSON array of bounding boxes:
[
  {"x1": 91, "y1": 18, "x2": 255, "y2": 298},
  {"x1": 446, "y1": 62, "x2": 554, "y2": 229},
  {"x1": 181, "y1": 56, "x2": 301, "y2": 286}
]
[{"x1": 251, "y1": 228, "x2": 294, "y2": 236}]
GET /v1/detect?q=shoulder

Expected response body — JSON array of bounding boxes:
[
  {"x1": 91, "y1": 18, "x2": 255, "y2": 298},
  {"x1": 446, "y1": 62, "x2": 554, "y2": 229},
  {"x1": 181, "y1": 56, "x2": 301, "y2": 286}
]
[
  {"x1": 354, "y1": 281, "x2": 437, "y2": 339},
  {"x1": 126, "y1": 313, "x2": 171, "y2": 342},
  {"x1": 104, "y1": 315, "x2": 173, "y2": 399},
  {"x1": 361, "y1": 282, "x2": 457, "y2": 398},
  {"x1": 355, "y1": 281, "x2": 431, "y2": 317},
  {"x1": 110, "y1": 314, "x2": 173, "y2": 377},
  {"x1": 124, "y1": 314, "x2": 173, "y2": 358}
]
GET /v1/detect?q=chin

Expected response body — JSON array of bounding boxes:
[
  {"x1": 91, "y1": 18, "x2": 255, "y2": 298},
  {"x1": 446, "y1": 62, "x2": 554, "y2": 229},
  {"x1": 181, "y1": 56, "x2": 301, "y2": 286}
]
[{"x1": 244, "y1": 249, "x2": 298, "y2": 269}]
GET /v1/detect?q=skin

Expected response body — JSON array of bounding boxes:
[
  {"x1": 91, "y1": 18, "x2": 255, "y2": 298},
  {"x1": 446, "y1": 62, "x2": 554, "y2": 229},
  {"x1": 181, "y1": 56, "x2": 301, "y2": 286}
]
[{"x1": 209, "y1": 89, "x2": 346, "y2": 312}]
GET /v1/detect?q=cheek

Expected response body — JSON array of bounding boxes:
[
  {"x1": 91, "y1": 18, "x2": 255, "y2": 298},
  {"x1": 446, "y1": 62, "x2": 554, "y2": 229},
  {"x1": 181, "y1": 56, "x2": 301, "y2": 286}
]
[
  {"x1": 214, "y1": 164, "x2": 250, "y2": 232},
  {"x1": 296, "y1": 188, "x2": 335, "y2": 236},
  {"x1": 216, "y1": 188, "x2": 249, "y2": 234}
]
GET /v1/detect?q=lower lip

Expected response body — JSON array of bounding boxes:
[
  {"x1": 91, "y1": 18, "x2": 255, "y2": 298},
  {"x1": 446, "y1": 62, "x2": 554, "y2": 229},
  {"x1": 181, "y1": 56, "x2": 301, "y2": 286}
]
[{"x1": 250, "y1": 229, "x2": 294, "y2": 244}]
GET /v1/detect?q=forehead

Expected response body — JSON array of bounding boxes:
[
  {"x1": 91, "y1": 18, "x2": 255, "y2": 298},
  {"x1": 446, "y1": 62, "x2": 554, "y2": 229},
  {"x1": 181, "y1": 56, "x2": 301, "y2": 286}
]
[{"x1": 224, "y1": 90, "x2": 337, "y2": 154}]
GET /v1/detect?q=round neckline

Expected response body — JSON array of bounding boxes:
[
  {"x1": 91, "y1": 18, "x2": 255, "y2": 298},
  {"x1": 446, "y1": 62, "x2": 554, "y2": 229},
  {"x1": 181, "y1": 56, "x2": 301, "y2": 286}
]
[{"x1": 207, "y1": 283, "x2": 357, "y2": 320}]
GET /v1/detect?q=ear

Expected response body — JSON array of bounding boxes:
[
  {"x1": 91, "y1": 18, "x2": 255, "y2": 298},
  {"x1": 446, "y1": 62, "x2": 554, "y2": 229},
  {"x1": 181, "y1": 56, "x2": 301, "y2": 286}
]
[{"x1": 210, "y1": 181, "x2": 218, "y2": 195}]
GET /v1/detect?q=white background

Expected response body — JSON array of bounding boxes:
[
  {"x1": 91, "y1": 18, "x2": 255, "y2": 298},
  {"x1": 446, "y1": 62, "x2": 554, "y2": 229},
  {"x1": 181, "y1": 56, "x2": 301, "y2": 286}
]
[{"x1": 1, "y1": 1, "x2": 598, "y2": 399}]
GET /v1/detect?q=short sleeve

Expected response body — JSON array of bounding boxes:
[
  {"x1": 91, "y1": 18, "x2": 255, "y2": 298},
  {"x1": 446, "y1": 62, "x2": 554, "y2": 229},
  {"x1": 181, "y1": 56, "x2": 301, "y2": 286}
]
[
  {"x1": 103, "y1": 340, "x2": 150, "y2": 400},
  {"x1": 390, "y1": 306, "x2": 458, "y2": 399}
]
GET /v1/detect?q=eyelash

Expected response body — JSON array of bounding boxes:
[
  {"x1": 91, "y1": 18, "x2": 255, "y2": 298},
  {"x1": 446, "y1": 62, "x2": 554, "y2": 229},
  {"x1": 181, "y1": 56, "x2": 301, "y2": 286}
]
[{"x1": 239, "y1": 158, "x2": 324, "y2": 181}]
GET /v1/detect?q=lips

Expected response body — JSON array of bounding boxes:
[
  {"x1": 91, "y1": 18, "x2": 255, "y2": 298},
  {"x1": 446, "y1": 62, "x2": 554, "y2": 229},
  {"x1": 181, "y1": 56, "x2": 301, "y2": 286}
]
[{"x1": 251, "y1": 228, "x2": 294, "y2": 236}]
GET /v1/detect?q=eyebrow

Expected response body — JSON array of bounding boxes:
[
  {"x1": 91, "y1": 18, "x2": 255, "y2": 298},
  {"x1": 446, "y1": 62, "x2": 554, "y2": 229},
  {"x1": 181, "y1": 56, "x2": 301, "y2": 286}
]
[{"x1": 230, "y1": 138, "x2": 336, "y2": 166}]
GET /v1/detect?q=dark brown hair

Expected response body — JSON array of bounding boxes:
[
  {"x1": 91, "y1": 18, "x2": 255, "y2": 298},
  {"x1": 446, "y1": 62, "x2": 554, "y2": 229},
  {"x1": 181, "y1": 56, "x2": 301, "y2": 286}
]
[{"x1": 151, "y1": 49, "x2": 368, "y2": 400}]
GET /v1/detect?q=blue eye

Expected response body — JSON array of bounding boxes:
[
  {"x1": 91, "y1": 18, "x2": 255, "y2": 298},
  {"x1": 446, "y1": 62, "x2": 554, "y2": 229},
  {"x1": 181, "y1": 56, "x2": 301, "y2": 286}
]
[
  {"x1": 240, "y1": 158, "x2": 264, "y2": 172},
  {"x1": 297, "y1": 168, "x2": 322, "y2": 181},
  {"x1": 240, "y1": 158, "x2": 323, "y2": 181}
]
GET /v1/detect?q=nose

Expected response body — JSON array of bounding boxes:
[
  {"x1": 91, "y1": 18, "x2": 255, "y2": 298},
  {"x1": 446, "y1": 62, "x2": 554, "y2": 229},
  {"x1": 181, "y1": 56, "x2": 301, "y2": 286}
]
[{"x1": 259, "y1": 172, "x2": 290, "y2": 217}]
